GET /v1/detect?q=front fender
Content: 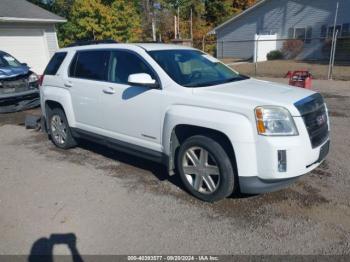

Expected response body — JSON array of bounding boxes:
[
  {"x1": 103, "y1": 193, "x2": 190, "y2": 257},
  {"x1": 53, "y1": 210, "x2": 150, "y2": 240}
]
[
  {"x1": 163, "y1": 105, "x2": 255, "y2": 152},
  {"x1": 162, "y1": 105, "x2": 258, "y2": 177},
  {"x1": 41, "y1": 86, "x2": 76, "y2": 127}
]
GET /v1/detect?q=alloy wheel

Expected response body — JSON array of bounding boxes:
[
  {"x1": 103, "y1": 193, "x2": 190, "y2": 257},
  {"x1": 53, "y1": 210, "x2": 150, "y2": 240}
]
[
  {"x1": 182, "y1": 146, "x2": 221, "y2": 194},
  {"x1": 50, "y1": 115, "x2": 67, "y2": 145}
]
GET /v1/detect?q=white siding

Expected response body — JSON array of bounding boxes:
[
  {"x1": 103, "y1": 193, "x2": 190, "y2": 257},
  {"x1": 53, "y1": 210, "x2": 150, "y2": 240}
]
[
  {"x1": 45, "y1": 25, "x2": 59, "y2": 57},
  {"x1": 216, "y1": 0, "x2": 350, "y2": 59},
  {"x1": 0, "y1": 23, "x2": 59, "y2": 74}
]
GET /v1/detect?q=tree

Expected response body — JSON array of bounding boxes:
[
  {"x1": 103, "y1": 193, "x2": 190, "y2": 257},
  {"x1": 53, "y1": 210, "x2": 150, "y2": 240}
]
[
  {"x1": 204, "y1": 0, "x2": 237, "y2": 26},
  {"x1": 232, "y1": 0, "x2": 256, "y2": 10},
  {"x1": 205, "y1": 0, "x2": 256, "y2": 26},
  {"x1": 111, "y1": 0, "x2": 142, "y2": 42},
  {"x1": 55, "y1": 0, "x2": 142, "y2": 46},
  {"x1": 28, "y1": 0, "x2": 257, "y2": 47}
]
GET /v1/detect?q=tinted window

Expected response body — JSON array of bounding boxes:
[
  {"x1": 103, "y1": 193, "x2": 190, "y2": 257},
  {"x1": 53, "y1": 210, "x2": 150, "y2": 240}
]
[
  {"x1": 44, "y1": 52, "x2": 67, "y2": 75},
  {"x1": 108, "y1": 51, "x2": 155, "y2": 84},
  {"x1": 72, "y1": 50, "x2": 110, "y2": 81},
  {"x1": 69, "y1": 53, "x2": 78, "y2": 77}
]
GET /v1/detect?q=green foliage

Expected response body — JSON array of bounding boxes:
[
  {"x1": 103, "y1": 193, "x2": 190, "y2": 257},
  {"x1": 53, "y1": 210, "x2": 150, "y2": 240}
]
[
  {"x1": 267, "y1": 50, "x2": 284, "y2": 60},
  {"x1": 204, "y1": 0, "x2": 237, "y2": 26},
  {"x1": 56, "y1": 0, "x2": 141, "y2": 46},
  {"x1": 28, "y1": 0, "x2": 257, "y2": 47}
]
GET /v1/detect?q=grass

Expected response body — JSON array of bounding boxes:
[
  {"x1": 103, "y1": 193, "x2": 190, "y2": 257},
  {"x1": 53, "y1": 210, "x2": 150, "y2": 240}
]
[{"x1": 226, "y1": 60, "x2": 350, "y2": 81}]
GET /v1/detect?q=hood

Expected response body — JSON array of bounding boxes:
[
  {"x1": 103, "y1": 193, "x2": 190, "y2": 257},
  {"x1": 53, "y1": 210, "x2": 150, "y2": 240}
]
[
  {"x1": 0, "y1": 65, "x2": 30, "y2": 79},
  {"x1": 193, "y1": 78, "x2": 316, "y2": 116}
]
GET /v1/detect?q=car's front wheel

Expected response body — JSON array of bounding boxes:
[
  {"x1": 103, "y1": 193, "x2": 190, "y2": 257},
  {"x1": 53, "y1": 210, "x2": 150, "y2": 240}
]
[
  {"x1": 48, "y1": 108, "x2": 77, "y2": 149},
  {"x1": 176, "y1": 135, "x2": 235, "y2": 202}
]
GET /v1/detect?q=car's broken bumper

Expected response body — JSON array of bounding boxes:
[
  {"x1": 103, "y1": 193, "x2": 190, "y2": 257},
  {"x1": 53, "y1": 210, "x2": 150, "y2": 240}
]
[{"x1": 0, "y1": 89, "x2": 40, "y2": 113}]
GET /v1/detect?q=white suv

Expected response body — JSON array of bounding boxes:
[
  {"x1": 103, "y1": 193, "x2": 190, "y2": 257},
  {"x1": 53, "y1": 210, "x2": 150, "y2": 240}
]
[{"x1": 40, "y1": 42, "x2": 330, "y2": 202}]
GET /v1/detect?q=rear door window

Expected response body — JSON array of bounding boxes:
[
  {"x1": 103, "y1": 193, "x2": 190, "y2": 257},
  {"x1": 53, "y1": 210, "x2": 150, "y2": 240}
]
[
  {"x1": 44, "y1": 52, "x2": 67, "y2": 75},
  {"x1": 70, "y1": 50, "x2": 110, "y2": 81}
]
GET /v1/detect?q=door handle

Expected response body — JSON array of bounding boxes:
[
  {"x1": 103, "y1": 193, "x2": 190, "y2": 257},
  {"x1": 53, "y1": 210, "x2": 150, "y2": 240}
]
[
  {"x1": 64, "y1": 81, "x2": 73, "y2": 88},
  {"x1": 103, "y1": 87, "x2": 115, "y2": 94}
]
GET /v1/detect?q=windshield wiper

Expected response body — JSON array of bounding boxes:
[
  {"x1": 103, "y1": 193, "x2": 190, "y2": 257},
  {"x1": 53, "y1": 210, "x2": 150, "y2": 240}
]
[{"x1": 184, "y1": 76, "x2": 247, "y2": 88}]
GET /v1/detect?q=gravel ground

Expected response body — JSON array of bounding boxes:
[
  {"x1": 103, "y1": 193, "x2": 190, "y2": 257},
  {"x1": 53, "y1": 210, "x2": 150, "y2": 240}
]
[{"x1": 0, "y1": 79, "x2": 349, "y2": 256}]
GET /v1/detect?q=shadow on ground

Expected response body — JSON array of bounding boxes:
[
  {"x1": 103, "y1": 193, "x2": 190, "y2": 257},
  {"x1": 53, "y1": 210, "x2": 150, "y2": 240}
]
[{"x1": 29, "y1": 233, "x2": 83, "y2": 262}]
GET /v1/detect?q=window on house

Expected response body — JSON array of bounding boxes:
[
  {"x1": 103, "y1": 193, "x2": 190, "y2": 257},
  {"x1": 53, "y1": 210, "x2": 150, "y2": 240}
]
[
  {"x1": 295, "y1": 28, "x2": 306, "y2": 40},
  {"x1": 306, "y1": 27, "x2": 313, "y2": 43},
  {"x1": 288, "y1": 28, "x2": 294, "y2": 39},
  {"x1": 288, "y1": 27, "x2": 312, "y2": 42},
  {"x1": 320, "y1": 25, "x2": 327, "y2": 38},
  {"x1": 342, "y1": 23, "x2": 350, "y2": 37},
  {"x1": 328, "y1": 25, "x2": 342, "y2": 37}
]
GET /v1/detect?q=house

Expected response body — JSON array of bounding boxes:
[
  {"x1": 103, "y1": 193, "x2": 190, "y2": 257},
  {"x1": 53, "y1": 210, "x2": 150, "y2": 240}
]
[
  {"x1": 0, "y1": 0, "x2": 66, "y2": 74},
  {"x1": 211, "y1": 0, "x2": 350, "y2": 61}
]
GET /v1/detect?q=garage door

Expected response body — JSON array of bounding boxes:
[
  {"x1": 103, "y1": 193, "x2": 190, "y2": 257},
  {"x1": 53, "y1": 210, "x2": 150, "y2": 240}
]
[{"x1": 0, "y1": 28, "x2": 49, "y2": 74}]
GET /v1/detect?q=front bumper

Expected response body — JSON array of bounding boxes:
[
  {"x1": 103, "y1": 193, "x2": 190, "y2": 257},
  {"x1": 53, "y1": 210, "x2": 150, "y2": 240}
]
[
  {"x1": 0, "y1": 89, "x2": 40, "y2": 113},
  {"x1": 239, "y1": 176, "x2": 300, "y2": 194},
  {"x1": 235, "y1": 115, "x2": 330, "y2": 194},
  {"x1": 238, "y1": 136, "x2": 330, "y2": 194}
]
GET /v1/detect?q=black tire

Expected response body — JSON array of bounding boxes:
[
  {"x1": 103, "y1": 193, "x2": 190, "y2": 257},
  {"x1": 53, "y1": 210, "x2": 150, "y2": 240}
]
[
  {"x1": 176, "y1": 135, "x2": 235, "y2": 202},
  {"x1": 48, "y1": 107, "x2": 77, "y2": 149}
]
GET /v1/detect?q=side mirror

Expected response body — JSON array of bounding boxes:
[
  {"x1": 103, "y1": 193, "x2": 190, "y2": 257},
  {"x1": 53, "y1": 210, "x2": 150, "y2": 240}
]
[
  {"x1": 128, "y1": 73, "x2": 159, "y2": 89},
  {"x1": 21, "y1": 63, "x2": 28, "y2": 67}
]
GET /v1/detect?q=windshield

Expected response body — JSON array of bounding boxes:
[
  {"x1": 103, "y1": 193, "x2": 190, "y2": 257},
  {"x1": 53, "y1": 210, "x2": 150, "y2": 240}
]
[
  {"x1": 148, "y1": 49, "x2": 247, "y2": 87},
  {"x1": 0, "y1": 53, "x2": 22, "y2": 68}
]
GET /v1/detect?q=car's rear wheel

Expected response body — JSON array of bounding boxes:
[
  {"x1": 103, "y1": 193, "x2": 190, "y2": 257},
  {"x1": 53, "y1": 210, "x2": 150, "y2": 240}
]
[
  {"x1": 176, "y1": 135, "x2": 235, "y2": 202},
  {"x1": 48, "y1": 108, "x2": 77, "y2": 149}
]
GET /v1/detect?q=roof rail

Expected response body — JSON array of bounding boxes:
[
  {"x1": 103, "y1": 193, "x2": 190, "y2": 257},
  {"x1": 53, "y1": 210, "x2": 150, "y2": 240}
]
[{"x1": 67, "y1": 39, "x2": 118, "y2": 47}]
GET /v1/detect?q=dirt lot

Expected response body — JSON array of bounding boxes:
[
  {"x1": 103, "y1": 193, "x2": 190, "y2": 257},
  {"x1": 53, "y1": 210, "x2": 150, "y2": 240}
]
[
  {"x1": 0, "y1": 79, "x2": 349, "y2": 256},
  {"x1": 229, "y1": 60, "x2": 350, "y2": 80}
]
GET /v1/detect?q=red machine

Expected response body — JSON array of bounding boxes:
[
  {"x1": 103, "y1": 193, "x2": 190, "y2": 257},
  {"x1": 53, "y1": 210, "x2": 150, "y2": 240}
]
[{"x1": 286, "y1": 70, "x2": 312, "y2": 89}]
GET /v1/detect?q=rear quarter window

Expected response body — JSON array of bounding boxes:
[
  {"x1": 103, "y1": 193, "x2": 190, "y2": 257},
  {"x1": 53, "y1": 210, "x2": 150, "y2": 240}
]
[{"x1": 44, "y1": 52, "x2": 67, "y2": 75}]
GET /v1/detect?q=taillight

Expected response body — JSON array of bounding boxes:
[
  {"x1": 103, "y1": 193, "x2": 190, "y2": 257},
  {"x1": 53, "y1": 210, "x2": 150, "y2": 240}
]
[{"x1": 38, "y1": 75, "x2": 44, "y2": 86}]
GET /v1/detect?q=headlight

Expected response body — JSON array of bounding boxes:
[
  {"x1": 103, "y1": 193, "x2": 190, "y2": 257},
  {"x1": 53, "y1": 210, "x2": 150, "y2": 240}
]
[
  {"x1": 28, "y1": 73, "x2": 39, "y2": 83},
  {"x1": 255, "y1": 106, "x2": 298, "y2": 136}
]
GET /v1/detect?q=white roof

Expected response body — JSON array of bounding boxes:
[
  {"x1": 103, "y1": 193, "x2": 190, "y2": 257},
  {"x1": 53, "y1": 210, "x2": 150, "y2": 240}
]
[
  {"x1": 135, "y1": 43, "x2": 196, "y2": 51},
  {"x1": 60, "y1": 43, "x2": 196, "y2": 52}
]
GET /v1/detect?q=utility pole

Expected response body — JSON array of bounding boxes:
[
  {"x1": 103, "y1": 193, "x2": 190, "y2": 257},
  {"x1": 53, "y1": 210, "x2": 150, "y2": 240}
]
[
  {"x1": 177, "y1": 7, "x2": 181, "y2": 39},
  {"x1": 328, "y1": 1, "x2": 339, "y2": 80},
  {"x1": 330, "y1": 30, "x2": 339, "y2": 80},
  {"x1": 190, "y1": 8, "x2": 193, "y2": 41},
  {"x1": 152, "y1": 18, "x2": 156, "y2": 42},
  {"x1": 174, "y1": 16, "x2": 178, "y2": 39}
]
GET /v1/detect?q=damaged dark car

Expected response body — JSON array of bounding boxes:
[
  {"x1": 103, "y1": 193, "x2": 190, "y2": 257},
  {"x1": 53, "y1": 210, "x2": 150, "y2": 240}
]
[{"x1": 0, "y1": 51, "x2": 40, "y2": 113}]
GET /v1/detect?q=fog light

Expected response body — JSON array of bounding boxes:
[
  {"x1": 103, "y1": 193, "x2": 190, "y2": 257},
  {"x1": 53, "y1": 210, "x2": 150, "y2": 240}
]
[{"x1": 278, "y1": 150, "x2": 287, "y2": 172}]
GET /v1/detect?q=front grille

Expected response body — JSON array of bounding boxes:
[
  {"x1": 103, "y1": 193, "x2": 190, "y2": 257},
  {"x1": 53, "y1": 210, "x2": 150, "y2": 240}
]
[
  {"x1": 0, "y1": 78, "x2": 28, "y2": 89},
  {"x1": 294, "y1": 93, "x2": 329, "y2": 148},
  {"x1": 0, "y1": 74, "x2": 34, "y2": 94}
]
